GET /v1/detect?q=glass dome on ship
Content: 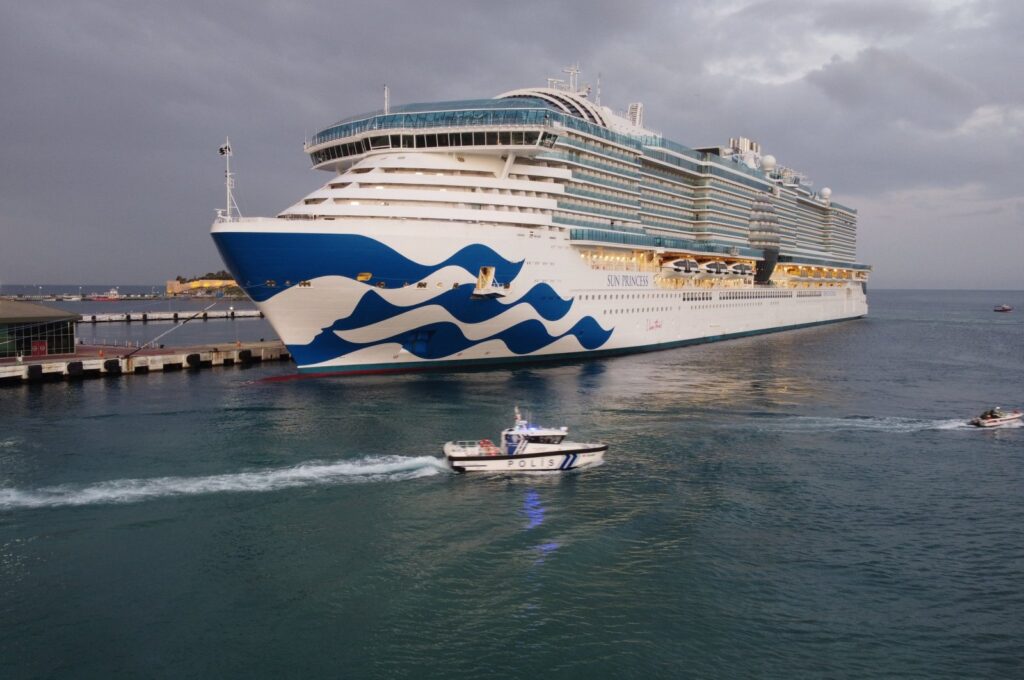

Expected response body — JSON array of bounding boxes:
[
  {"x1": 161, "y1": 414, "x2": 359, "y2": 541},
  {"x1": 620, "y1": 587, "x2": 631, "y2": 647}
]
[{"x1": 211, "y1": 67, "x2": 870, "y2": 376}]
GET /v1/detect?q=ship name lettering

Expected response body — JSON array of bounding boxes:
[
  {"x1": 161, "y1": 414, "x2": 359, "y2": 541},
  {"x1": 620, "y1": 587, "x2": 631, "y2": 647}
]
[{"x1": 606, "y1": 274, "x2": 650, "y2": 287}]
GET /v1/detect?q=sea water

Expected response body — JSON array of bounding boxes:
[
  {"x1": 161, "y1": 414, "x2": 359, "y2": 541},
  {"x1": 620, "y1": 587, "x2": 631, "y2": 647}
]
[{"x1": 1, "y1": 290, "x2": 1022, "y2": 678}]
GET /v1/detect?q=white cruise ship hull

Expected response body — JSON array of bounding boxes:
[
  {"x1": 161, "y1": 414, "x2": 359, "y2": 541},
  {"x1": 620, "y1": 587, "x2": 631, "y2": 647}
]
[{"x1": 212, "y1": 218, "x2": 868, "y2": 375}]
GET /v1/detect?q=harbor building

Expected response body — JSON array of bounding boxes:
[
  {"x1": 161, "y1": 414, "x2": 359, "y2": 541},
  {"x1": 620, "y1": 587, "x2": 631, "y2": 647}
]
[
  {"x1": 0, "y1": 300, "x2": 79, "y2": 359},
  {"x1": 165, "y1": 278, "x2": 239, "y2": 296}
]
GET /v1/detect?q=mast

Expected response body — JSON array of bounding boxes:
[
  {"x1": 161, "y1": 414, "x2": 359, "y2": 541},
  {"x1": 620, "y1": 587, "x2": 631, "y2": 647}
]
[
  {"x1": 218, "y1": 137, "x2": 238, "y2": 220},
  {"x1": 563, "y1": 62, "x2": 581, "y2": 92}
]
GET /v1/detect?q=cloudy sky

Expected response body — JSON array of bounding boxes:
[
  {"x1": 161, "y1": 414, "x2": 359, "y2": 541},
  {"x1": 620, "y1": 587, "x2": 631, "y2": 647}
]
[{"x1": 1, "y1": 0, "x2": 1021, "y2": 289}]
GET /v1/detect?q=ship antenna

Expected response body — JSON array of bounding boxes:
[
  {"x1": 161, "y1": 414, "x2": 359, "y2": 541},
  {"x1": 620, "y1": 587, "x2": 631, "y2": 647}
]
[
  {"x1": 384, "y1": 84, "x2": 390, "y2": 114},
  {"x1": 596, "y1": 72, "x2": 602, "y2": 106},
  {"x1": 563, "y1": 62, "x2": 581, "y2": 92},
  {"x1": 217, "y1": 137, "x2": 240, "y2": 220}
]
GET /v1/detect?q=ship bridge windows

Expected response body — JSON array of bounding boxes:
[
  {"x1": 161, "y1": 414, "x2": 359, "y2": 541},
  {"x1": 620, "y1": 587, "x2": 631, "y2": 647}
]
[{"x1": 310, "y1": 131, "x2": 543, "y2": 165}]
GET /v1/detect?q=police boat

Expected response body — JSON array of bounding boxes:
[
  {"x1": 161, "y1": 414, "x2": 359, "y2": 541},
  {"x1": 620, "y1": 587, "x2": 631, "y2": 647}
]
[{"x1": 444, "y1": 408, "x2": 607, "y2": 473}]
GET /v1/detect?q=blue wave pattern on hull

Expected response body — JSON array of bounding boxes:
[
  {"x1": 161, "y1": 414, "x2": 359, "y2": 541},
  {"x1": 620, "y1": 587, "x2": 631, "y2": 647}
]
[
  {"x1": 212, "y1": 232, "x2": 525, "y2": 302},
  {"x1": 331, "y1": 282, "x2": 573, "y2": 332},
  {"x1": 290, "y1": 316, "x2": 613, "y2": 366}
]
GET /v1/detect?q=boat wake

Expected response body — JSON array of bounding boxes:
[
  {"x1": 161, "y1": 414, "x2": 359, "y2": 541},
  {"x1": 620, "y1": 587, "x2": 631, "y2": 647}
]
[
  {"x1": 746, "y1": 415, "x2": 1007, "y2": 434},
  {"x1": 0, "y1": 455, "x2": 450, "y2": 511}
]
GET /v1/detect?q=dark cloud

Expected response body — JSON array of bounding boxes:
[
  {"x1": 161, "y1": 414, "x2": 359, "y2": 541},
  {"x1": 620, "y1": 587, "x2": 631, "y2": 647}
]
[
  {"x1": 1, "y1": 0, "x2": 1021, "y2": 289},
  {"x1": 806, "y1": 48, "x2": 979, "y2": 128}
]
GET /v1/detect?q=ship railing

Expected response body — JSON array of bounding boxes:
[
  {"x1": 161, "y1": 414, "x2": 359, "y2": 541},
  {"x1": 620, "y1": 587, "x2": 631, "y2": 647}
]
[
  {"x1": 448, "y1": 440, "x2": 488, "y2": 455},
  {"x1": 214, "y1": 216, "x2": 274, "y2": 224}
]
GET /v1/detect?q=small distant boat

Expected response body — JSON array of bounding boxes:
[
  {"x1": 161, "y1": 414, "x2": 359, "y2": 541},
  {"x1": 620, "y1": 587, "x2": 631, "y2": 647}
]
[
  {"x1": 88, "y1": 287, "x2": 121, "y2": 301},
  {"x1": 993, "y1": 304, "x2": 1013, "y2": 313},
  {"x1": 969, "y1": 407, "x2": 1022, "y2": 428},
  {"x1": 444, "y1": 408, "x2": 607, "y2": 473}
]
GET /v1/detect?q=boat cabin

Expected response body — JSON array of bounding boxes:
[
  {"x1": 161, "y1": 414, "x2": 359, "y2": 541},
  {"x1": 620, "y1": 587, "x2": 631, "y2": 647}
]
[{"x1": 500, "y1": 425, "x2": 568, "y2": 455}]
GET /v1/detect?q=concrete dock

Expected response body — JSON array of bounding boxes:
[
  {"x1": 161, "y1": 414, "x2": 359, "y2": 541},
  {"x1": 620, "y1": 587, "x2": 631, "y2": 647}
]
[
  {"x1": 0, "y1": 341, "x2": 290, "y2": 385},
  {"x1": 79, "y1": 309, "x2": 263, "y2": 323}
]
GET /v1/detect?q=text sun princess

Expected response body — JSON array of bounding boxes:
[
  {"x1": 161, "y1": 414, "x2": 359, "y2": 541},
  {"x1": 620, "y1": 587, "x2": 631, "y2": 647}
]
[{"x1": 212, "y1": 67, "x2": 870, "y2": 376}]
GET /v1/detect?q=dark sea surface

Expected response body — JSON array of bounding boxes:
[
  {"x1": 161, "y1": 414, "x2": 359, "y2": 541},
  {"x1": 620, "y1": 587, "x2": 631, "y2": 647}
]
[{"x1": 1, "y1": 289, "x2": 1022, "y2": 679}]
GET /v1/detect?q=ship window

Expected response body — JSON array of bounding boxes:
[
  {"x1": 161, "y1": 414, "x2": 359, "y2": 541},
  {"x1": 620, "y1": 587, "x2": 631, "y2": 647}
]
[
  {"x1": 461, "y1": 132, "x2": 473, "y2": 146},
  {"x1": 474, "y1": 132, "x2": 485, "y2": 145},
  {"x1": 486, "y1": 132, "x2": 498, "y2": 145},
  {"x1": 527, "y1": 435, "x2": 565, "y2": 444},
  {"x1": 390, "y1": 135, "x2": 400, "y2": 147},
  {"x1": 437, "y1": 134, "x2": 449, "y2": 147},
  {"x1": 499, "y1": 132, "x2": 511, "y2": 145},
  {"x1": 415, "y1": 134, "x2": 426, "y2": 147}
]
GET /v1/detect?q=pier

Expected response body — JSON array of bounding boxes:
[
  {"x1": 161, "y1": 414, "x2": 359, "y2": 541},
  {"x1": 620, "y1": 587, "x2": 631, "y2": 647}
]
[
  {"x1": 78, "y1": 309, "x2": 263, "y2": 323},
  {"x1": 0, "y1": 340, "x2": 290, "y2": 385}
]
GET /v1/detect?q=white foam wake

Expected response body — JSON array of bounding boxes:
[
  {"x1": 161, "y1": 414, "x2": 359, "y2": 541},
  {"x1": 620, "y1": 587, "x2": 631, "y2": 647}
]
[
  {"x1": 0, "y1": 456, "x2": 450, "y2": 510},
  {"x1": 748, "y1": 416, "x2": 995, "y2": 433}
]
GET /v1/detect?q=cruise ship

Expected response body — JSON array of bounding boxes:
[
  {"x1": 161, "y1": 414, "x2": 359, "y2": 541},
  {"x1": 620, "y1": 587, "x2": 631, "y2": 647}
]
[{"x1": 212, "y1": 69, "x2": 870, "y2": 376}]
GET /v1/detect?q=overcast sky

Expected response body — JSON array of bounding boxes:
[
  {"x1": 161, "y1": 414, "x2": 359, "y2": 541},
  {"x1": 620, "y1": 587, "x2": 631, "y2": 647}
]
[{"x1": 1, "y1": 0, "x2": 1021, "y2": 289}]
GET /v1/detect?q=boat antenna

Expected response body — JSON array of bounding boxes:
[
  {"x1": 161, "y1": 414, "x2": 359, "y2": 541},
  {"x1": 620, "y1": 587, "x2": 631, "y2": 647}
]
[{"x1": 218, "y1": 138, "x2": 241, "y2": 219}]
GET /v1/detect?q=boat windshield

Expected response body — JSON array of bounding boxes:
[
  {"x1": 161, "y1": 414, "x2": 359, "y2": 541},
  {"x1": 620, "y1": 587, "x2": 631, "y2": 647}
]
[{"x1": 526, "y1": 435, "x2": 565, "y2": 444}]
